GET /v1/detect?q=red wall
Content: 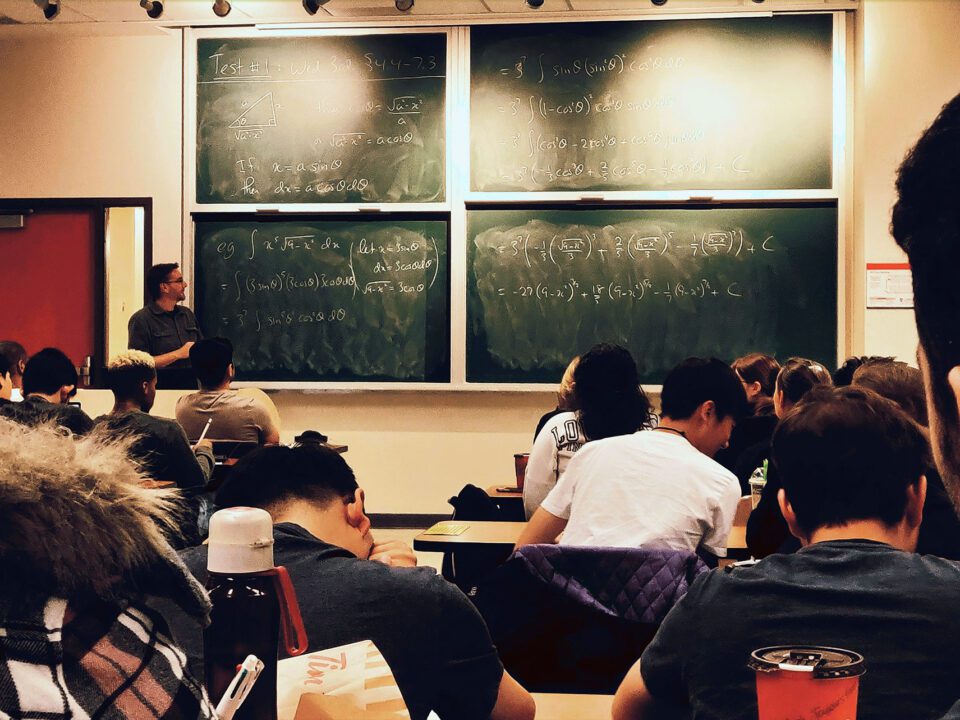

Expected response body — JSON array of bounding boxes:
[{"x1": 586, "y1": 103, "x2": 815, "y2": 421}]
[{"x1": 0, "y1": 210, "x2": 97, "y2": 367}]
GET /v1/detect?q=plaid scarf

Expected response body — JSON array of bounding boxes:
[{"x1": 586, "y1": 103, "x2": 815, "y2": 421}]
[{"x1": 0, "y1": 596, "x2": 215, "y2": 719}]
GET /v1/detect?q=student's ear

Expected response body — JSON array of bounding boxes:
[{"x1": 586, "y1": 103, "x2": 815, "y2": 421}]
[
  {"x1": 947, "y1": 367, "x2": 960, "y2": 420},
  {"x1": 59, "y1": 384, "x2": 75, "y2": 403},
  {"x1": 228, "y1": 363, "x2": 236, "y2": 381},
  {"x1": 778, "y1": 488, "x2": 809, "y2": 546},
  {"x1": 345, "y1": 488, "x2": 371, "y2": 537},
  {"x1": 905, "y1": 475, "x2": 927, "y2": 531},
  {"x1": 699, "y1": 399, "x2": 717, "y2": 422}
]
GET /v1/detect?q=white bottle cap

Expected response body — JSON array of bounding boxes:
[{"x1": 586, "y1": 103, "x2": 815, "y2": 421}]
[{"x1": 207, "y1": 507, "x2": 275, "y2": 574}]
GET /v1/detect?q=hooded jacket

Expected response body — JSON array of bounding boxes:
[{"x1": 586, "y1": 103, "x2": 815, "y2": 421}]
[{"x1": 0, "y1": 417, "x2": 214, "y2": 719}]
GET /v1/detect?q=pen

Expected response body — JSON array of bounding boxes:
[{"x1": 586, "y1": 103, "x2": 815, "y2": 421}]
[
  {"x1": 215, "y1": 654, "x2": 263, "y2": 720},
  {"x1": 195, "y1": 418, "x2": 213, "y2": 447}
]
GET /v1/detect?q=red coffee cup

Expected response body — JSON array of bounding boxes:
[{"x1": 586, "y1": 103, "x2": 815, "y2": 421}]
[
  {"x1": 749, "y1": 646, "x2": 865, "y2": 720},
  {"x1": 514, "y1": 453, "x2": 529, "y2": 490}
]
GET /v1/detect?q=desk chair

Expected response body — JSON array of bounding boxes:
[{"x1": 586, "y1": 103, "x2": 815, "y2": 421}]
[{"x1": 473, "y1": 544, "x2": 707, "y2": 694}]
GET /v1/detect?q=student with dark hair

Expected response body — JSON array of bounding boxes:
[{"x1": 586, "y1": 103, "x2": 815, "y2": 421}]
[
  {"x1": 851, "y1": 360, "x2": 960, "y2": 560},
  {"x1": 95, "y1": 350, "x2": 213, "y2": 492},
  {"x1": 0, "y1": 353, "x2": 12, "y2": 405},
  {"x1": 613, "y1": 386, "x2": 960, "y2": 720},
  {"x1": 715, "y1": 352, "x2": 780, "y2": 473},
  {"x1": 0, "y1": 347, "x2": 93, "y2": 435},
  {"x1": 175, "y1": 337, "x2": 280, "y2": 444},
  {"x1": 523, "y1": 344, "x2": 653, "y2": 518},
  {"x1": 518, "y1": 357, "x2": 744, "y2": 563},
  {"x1": 744, "y1": 357, "x2": 833, "y2": 556},
  {"x1": 166, "y1": 444, "x2": 536, "y2": 720},
  {"x1": 832, "y1": 354, "x2": 895, "y2": 387},
  {"x1": 128, "y1": 262, "x2": 202, "y2": 370},
  {"x1": 0, "y1": 340, "x2": 27, "y2": 401}
]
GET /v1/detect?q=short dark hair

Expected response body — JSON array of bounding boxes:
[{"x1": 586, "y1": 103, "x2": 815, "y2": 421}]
[
  {"x1": 659, "y1": 357, "x2": 746, "y2": 421},
  {"x1": 147, "y1": 263, "x2": 180, "y2": 302},
  {"x1": 853, "y1": 360, "x2": 927, "y2": 427},
  {"x1": 776, "y1": 358, "x2": 833, "y2": 406},
  {"x1": 832, "y1": 355, "x2": 895, "y2": 387},
  {"x1": 215, "y1": 444, "x2": 359, "y2": 513},
  {"x1": 106, "y1": 351, "x2": 157, "y2": 401},
  {"x1": 574, "y1": 343, "x2": 652, "y2": 440},
  {"x1": 0, "y1": 353, "x2": 10, "y2": 379},
  {"x1": 0, "y1": 341, "x2": 27, "y2": 377},
  {"x1": 190, "y1": 337, "x2": 233, "y2": 388},
  {"x1": 772, "y1": 386, "x2": 928, "y2": 535},
  {"x1": 22, "y1": 348, "x2": 78, "y2": 397},
  {"x1": 732, "y1": 353, "x2": 780, "y2": 397},
  {"x1": 891, "y1": 93, "x2": 960, "y2": 493}
]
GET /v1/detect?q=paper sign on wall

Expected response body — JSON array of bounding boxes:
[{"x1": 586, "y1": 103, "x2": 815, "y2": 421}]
[{"x1": 866, "y1": 262, "x2": 913, "y2": 308}]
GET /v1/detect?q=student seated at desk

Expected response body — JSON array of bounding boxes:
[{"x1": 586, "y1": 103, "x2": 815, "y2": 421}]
[
  {"x1": 165, "y1": 444, "x2": 536, "y2": 720},
  {"x1": 0, "y1": 417, "x2": 214, "y2": 719},
  {"x1": 175, "y1": 337, "x2": 281, "y2": 445},
  {"x1": 0, "y1": 347, "x2": 93, "y2": 435},
  {"x1": 95, "y1": 350, "x2": 214, "y2": 490},
  {"x1": 524, "y1": 343, "x2": 653, "y2": 519},
  {"x1": 518, "y1": 358, "x2": 744, "y2": 566},
  {"x1": 613, "y1": 387, "x2": 960, "y2": 720}
]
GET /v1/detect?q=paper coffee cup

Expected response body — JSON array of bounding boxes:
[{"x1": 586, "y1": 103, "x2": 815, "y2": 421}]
[
  {"x1": 749, "y1": 646, "x2": 865, "y2": 720},
  {"x1": 514, "y1": 453, "x2": 529, "y2": 490}
]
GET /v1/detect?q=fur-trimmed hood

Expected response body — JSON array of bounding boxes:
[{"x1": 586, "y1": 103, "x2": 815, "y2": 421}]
[{"x1": 0, "y1": 417, "x2": 209, "y2": 618}]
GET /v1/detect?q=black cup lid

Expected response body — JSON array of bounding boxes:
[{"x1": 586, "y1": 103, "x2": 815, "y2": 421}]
[{"x1": 748, "y1": 646, "x2": 865, "y2": 679}]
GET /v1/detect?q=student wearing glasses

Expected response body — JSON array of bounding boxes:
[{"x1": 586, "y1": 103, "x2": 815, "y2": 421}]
[{"x1": 128, "y1": 263, "x2": 203, "y2": 370}]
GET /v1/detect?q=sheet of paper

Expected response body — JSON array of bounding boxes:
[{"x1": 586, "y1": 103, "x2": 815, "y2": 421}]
[{"x1": 422, "y1": 522, "x2": 469, "y2": 536}]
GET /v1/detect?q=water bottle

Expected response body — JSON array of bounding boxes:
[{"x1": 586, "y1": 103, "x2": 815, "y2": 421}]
[{"x1": 204, "y1": 508, "x2": 308, "y2": 720}]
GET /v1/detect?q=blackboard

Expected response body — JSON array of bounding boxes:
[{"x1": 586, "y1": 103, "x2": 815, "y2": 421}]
[
  {"x1": 470, "y1": 15, "x2": 833, "y2": 192},
  {"x1": 195, "y1": 33, "x2": 446, "y2": 205},
  {"x1": 467, "y1": 206, "x2": 837, "y2": 384},
  {"x1": 194, "y1": 218, "x2": 449, "y2": 382}
]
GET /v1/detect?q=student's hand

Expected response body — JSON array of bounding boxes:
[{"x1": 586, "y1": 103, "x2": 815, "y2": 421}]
[
  {"x1": 369, "y1": 540, "x2": 418, "y2": 568},
  {"x1": 176, "y1": 341, "x2": 195, "y2": 360},
  {"x1": 194, "y1": 438, "x2": 213, "y2": 453}
]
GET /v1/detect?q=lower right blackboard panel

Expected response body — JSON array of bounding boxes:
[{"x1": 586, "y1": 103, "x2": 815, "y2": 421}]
[{"x1": 466, "y1": 205, "x2": 837, "y2": 384}]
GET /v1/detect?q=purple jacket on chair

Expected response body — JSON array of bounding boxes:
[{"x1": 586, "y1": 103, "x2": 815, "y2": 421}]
[{"x1": 513, "y1": 544, "x2": 708, "y2": 624}]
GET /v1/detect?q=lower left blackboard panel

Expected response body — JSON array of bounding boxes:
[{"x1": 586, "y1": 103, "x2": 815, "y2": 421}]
[{"x1": 193, "y1": 216, "x2": 450, "y2": 383}]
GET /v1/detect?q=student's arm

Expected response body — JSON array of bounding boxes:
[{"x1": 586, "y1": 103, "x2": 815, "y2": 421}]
[
  {"x1": 152, "y1": 343, "x2": 194, "y2": 369},
  {"x1": 163, "y1": 425, "x2": 210, "y2": 489},
  {"x1": 489, "y1": 670, "x2": 536, "y2": 720},
  {"x1": 515, "y1": 506, "x2": 567, "y2": 550},
  {"x1": 243, "y1": 389, "x2": 281, "y2": 444},
  {"x1": 613, "y1": 659, "x2": 680, "y2": 720}
]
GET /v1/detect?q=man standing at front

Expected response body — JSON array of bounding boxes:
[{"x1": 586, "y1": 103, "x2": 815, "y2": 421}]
[{"x1": 128, "y1": 263, "x2": 202, "y2": 369}]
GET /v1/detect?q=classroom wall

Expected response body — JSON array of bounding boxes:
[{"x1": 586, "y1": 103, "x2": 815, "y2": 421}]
[
  {"x1": 858, "y1": 0, "x2": 960, "y2": 363},
  {"x1": 6, "y1": 0, "x2": 960, "y2": 513}
]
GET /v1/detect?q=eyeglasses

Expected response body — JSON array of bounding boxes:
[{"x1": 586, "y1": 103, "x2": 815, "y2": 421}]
[{"x1": 162, "y1": 277, "x2": 186, "y2": 285}]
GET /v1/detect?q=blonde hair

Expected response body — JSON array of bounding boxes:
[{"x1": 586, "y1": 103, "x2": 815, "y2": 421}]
[
  {"x1": 557, "y1": 355, "x2": 580, "y2": 410},
  {"x1": 107, "y1": 349, "x2": 156, "y2": 371}
]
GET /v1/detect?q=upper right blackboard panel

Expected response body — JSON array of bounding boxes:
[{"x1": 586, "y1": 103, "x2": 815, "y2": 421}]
[{"x1": 470, "y1": 15, "x2": 833, "y2": 193}]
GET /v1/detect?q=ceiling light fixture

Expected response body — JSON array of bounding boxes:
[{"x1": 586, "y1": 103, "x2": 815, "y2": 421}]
[
  {"x1": 651, "y1": 0, "x2": 667, "y2": 5},
  {"x1": 42, "y1": 0, "x2": 60, "y2": 20},
  {"x1": 526, "y1": 0, "x2": 545, "y2": 7},
  {"x1": 140, "y1": 0, "x2": 164, "y2": 18},
  {"x1": 303, "y1": 0, "x2": 329, "y2": 14},
  {"x1": 212, "y1": 0, "x2": 231, "y2": 17},
  {"x1": 395, "y1": 0, "x2": 414, "y2": 11}
]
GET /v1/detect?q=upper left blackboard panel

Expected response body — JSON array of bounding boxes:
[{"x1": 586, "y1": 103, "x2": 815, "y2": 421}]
[{"x1": 196, "y1": 33, "x2": 447, "y2": 205}]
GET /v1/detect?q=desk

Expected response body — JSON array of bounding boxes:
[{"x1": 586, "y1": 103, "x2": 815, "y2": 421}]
[
  {"x1": 531, "y1": 693, "x2": 613, "y2": 720},
  {"x1": 486, "y1": 484, "x2": 525, "y2": 521},
  {"x1": 413, "y1": 521, "x2": 527, "y2": 552},
  {"x1": 414, "y1": 520, "x2": 750, "y2": 556}
]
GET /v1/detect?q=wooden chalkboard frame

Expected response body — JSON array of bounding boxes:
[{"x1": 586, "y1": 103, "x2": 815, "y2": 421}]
[
  {"x1": 179, "y1": 11, "x2": 851, "y2": 391},
  {"x1": 186, "y1": 26, "x2": 454, "y2": 214}
]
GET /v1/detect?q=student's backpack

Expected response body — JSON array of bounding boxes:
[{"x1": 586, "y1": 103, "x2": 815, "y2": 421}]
[{"x1": 441, "y1": 484, "x2": 513, "y2": 594}]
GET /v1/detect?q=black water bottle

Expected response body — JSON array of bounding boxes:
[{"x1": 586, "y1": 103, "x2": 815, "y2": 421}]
[{"x1": 203, "y1": 508, "x2": 308, "y2": 720}]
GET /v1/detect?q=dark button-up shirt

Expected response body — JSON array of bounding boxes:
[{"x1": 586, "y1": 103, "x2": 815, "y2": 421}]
[{"x1": 128, "y1": 303, "x2": 202, "y2": 367}]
